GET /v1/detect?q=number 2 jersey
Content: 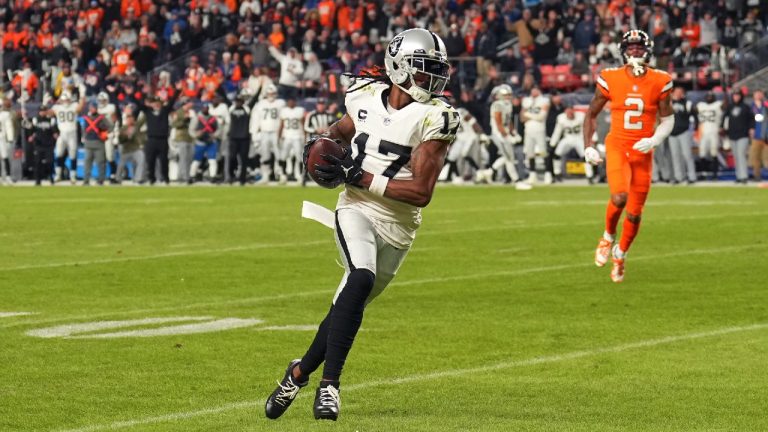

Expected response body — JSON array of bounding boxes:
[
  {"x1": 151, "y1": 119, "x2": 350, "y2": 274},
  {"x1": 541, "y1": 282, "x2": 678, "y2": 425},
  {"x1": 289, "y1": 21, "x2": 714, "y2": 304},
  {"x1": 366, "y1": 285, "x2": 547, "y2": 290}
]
[
  {"x1": 596, "y1": 66, "x2": 673, "y2": 150},
  {"x1": 337, "y1": 81, "x2": 460, "y2": 248}
]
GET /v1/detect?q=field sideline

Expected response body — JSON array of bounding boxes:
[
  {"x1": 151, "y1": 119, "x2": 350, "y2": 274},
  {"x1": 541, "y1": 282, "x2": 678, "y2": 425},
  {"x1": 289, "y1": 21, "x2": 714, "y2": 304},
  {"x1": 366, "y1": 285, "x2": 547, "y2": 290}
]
[{"x1": 1, "y1": 185, "x2": 767, "y2": 431}]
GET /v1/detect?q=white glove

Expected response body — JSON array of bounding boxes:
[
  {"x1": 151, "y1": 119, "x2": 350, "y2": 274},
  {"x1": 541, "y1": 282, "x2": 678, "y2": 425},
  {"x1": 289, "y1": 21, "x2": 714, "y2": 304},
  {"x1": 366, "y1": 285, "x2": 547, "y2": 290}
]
[
  {"x1": 509, "y1": 133, "x2": 522, "y2": 144},
  {"x1": 584, "y1": 147, "x2": 603, "y2": 165},
  {"x1": 632, "y1": 138, "x2": 658, "y2": 154}
]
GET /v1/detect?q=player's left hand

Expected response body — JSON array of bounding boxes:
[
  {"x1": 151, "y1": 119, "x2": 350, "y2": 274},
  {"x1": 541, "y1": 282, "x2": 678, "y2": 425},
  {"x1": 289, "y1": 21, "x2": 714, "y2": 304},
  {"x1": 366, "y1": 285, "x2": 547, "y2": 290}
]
[
  {"x1": 315, "y1": 146, "x2": 363, "y2": 185},
  {"x1": 632, "y1": 138, "x2": 657, "y2": 154}
]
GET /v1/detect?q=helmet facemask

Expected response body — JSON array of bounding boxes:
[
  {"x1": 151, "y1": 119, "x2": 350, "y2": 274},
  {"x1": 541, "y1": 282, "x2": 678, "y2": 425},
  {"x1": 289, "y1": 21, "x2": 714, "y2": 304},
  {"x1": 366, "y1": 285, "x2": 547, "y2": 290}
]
[
  {"x1": 620, "y1": 30, "x2": 653, "y2": 77},
  {"x1": 393, "y1": 55, "x2": 449, "y2": 103}
]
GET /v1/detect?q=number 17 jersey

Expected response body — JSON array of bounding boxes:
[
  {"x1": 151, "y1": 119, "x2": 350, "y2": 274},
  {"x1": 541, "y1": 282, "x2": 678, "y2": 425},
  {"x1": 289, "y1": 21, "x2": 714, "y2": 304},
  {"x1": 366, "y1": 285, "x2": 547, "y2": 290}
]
[
  {"x1": 596, "y1": 66, "x2": 672, "y2": 149},
  {"x1": 337, "y1": 81, "x2": 459, "y2": 248}
]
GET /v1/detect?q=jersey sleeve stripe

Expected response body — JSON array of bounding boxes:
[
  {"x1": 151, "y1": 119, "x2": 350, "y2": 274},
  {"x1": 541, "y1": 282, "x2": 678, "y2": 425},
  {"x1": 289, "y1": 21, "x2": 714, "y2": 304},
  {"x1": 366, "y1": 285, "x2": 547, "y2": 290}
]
[
  {"x1": 596, "y1": 76, "x2": 609, "y2": 91},
  {"x1": 661, "y1": 80, "x2": 673, "y2": 93}
]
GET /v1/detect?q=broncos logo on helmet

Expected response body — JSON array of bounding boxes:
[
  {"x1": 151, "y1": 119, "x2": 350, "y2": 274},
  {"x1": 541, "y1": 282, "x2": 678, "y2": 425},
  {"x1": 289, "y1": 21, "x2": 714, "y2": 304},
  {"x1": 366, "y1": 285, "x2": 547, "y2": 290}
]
[{"x1": 619, "y1": 30, "x2": 654, "y2": 76}]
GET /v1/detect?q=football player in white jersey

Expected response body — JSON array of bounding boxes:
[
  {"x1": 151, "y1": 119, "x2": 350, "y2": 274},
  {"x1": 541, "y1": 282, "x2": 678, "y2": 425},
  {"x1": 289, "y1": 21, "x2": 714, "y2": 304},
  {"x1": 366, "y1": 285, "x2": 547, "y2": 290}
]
[
  {"x1": 521, "y1": 87, "x2": 549, "y2": 183},
  {"x1": 250, "y1": 84, "x2": 285, "y2": 183},
  {"x1": 0, "y1": 98, "x2": 15, "y2": 184},
  {"x1": 264, "y1": 28, "x2": 459, "y2": 422},
  {"x1": 549, "y1": 104, "x2": 593, "y2": 182},
  {"x1": 278, "y1": 97, "x2": 306, "y2": 183},
  {"x1": 476, "y1": 84, "x2": 531, "y2": 190},
  {"x1": 696, "y1": 92, "x2": 723, "y2": 179},
  {"x1": 97, "y1": 92, "x2": 119, "y2": 183},
  {"x1": 440, "y1": 106, "x2": 482, "y2": 183},
  {"x1": 53, "y1": 92, "x2": 85, "y2": 183}
]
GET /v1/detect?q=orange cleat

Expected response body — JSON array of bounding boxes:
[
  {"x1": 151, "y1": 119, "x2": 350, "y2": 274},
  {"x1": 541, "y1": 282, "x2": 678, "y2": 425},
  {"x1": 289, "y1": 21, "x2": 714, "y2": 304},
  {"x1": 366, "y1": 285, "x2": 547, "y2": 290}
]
[
  {"x1": 595, "y1": 238, "x2": 612, "y2": 267},
  {"x1": 610, "y1": 245, "x2": 625, "y2": 283}
]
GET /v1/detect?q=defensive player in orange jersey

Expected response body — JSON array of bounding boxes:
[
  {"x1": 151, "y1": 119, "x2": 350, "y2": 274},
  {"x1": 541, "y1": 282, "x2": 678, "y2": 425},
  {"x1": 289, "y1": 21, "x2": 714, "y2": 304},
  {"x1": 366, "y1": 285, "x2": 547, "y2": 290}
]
[{"x1": 583, "y1": 30, "x2": 675, "y2": 283}]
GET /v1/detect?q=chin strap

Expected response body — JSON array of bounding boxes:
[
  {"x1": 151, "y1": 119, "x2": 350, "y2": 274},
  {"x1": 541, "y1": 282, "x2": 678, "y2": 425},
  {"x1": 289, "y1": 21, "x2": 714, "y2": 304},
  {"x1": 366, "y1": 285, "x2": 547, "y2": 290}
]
[{"x1": 627, "y1": 58, "x2": 646, "y2": 76}]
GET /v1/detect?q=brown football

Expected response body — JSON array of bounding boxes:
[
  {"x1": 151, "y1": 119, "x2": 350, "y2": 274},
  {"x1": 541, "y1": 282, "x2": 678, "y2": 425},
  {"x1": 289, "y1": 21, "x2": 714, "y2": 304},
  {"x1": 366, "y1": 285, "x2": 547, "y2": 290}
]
[{"x1": 307, "y1": 137, "x2": 346, "y2": 189}]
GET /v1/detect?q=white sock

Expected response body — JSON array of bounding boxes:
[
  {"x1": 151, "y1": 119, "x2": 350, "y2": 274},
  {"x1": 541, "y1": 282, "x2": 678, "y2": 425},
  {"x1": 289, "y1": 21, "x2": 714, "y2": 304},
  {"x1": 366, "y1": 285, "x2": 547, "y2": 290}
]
[
  {"x1": 613, "y1": 245, "x2": 625, "y2": 259},
  {"x1": 603, "y1": 231, "x2": 615, "y2": 242}
]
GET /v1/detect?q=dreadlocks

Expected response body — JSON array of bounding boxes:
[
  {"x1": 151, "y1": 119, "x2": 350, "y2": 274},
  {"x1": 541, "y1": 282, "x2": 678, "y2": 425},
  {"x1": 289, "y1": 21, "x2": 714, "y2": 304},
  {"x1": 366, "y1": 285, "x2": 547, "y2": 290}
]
[{"x1": 343, "y1": 66, "x2": 393, "y2": 93}]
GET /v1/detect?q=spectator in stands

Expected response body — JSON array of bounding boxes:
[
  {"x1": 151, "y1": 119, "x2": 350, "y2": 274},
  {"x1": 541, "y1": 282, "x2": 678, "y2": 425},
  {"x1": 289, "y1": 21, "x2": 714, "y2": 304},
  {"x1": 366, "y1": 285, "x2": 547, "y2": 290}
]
[
  {"x1": 474, "y1": 22, "x2": 496, "y2": 91},
  {"x1": 517, "y1": 55, "x2": 541, "y2": 88},
  {"x1": 571, "y1": 51, "x2": 590, "y2": 76},
  {"x1": 573, "y1": 10, "x2": 598, "y2": 53},
  {"x1": 531, "y1": 10, "x2": 559, "y2": 65},
  {"x1": 132, "y1": 36, "x2": 157, "y2": 75},
  {"x1": 720, "y1": 16, "x2": 740, "y2": 50},
  {"x1": 268, "y1": 44, "x2": 303, "y2": 100},
  {"x1": 699, "y1": 12, "x2": 718, "y2": 48},
  {"x1": 723, "y1": 91, "x2": 755, "y2": 184},
  {"x1": 681, "y1": 13, "x2": 701, "y2": 48}
]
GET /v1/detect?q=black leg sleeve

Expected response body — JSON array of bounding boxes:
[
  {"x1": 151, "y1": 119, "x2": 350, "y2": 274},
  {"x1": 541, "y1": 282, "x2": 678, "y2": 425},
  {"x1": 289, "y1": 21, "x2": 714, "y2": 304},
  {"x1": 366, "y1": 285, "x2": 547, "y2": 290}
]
[
  {"x1": 299, "y1": 305, "x2": 334, "y2": 377},
  {"x1": 322, "y1": 269, "x2": 375, "y2": 381}
]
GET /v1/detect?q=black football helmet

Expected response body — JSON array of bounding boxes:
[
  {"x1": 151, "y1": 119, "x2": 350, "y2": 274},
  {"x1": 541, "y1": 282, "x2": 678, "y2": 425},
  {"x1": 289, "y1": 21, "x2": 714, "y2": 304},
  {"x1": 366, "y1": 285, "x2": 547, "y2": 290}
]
[{"x1": 619, "y1": 30, "x2": 654, "y2": 72}]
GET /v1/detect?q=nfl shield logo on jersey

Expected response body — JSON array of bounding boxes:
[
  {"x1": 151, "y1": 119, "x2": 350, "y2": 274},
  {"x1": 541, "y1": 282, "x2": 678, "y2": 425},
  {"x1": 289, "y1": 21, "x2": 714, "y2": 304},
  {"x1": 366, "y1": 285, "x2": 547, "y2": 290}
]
[{"x1": 383, "y1": 118, "x2": 391, "y2": 126}]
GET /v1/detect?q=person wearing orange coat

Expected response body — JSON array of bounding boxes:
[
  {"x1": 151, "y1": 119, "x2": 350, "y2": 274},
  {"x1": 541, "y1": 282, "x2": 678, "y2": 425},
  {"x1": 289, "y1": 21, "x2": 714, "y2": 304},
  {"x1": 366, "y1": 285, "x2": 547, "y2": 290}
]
[
  {"x1": 111, "y1": 46, "x2": 131, "y2": 76},
  {"x1": 121, "y1": 0, "x2": 142, "y2": 19},
  {"x1": 12, "y1": 61, "x2": 39, "y2": 100}
]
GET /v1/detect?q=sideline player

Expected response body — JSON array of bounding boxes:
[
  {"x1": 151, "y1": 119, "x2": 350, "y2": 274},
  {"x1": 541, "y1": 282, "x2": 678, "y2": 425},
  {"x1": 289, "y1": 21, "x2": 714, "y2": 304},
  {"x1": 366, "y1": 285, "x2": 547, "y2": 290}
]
[
  {"x1": 250, "y1": 84, "x2": 285, "y2": 183},
  {"x1": 264, "y1": 28, "x2": 459, "y2": 421},
  {"x1": 476, "y1": 84, "x2": 531, "y2": 190},
  {"x1": 53, "y1": 92, "x2": 85, "y2": 183},
  {"x1": 695, "y1": 92, "x2": 723, "y2": 180},
  {"x1": 521, "y1": 86, "x2": 549, "y2": 184},
  {"x1": 583, "y1": 30, "x2": 674, "y2": 282},
  {"x1": 278, "y1": 97, "x2": 306, "y2": 183},
  {"x1": 549, "y1": 103, "x2": 592, "y2": 183}
]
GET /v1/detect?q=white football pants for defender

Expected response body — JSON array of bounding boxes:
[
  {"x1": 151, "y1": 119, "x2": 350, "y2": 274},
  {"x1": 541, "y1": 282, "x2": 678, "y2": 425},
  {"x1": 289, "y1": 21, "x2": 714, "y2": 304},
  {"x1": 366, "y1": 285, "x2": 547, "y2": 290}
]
[
  {"x1": 553, "y1": 136, "x2": 593, "y2": 178},
  {"x1": 523, "y1": 128, "x2": 547, "y2": 159},
  {"x1": 280, "y1": 136, "x2": 304, "y2": 176},
  {"x1": 698, "y1": 128, "x2": 720, "y2": 158},
  {"x1": 332, "y1": 208, "x2": 410, "y2": 306},
  {"x1": 54, "y1": 129, "x2": 79, "y2": 178},
  {"x1": 491, "y1": 133, "x2": 520, "y2": 182},
  {"x1": 257, "y1": 131, "x2": 279, "y2": 178}
]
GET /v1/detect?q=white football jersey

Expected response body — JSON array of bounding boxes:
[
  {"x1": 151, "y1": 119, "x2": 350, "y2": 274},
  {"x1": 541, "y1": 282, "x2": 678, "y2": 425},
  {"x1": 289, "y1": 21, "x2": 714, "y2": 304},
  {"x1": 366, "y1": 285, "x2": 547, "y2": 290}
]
[
  {"x1": 696, "y1": 101, "x2": 723, "y2": 131},
  {"x1": 521, "y1": 95, "x2": 549, "y2": 132},
  {"x1": 0, "y1": 110, "x2": 14, "y2": 143},
  {"x1": 53, "y1": 102, "x2": 80, "y2": 132},
  {"x1": 550, "y1": 111, "x2": 585, "y2": 146},
  {"x1": 337, "y1": 81, "x2": 460, "y2": 248},
  {"x1": 97, "y1": 103, "x2": 116, "y2": 118},
  {"x1": 251, "y1": 99, "x2": 286, "y2": 133},
  {"x1": 279, "y1": 106, "x2": 306, "y2": 138},
  {"x1": 489, "y1": 100, "x2": 512, "y2": 135}
]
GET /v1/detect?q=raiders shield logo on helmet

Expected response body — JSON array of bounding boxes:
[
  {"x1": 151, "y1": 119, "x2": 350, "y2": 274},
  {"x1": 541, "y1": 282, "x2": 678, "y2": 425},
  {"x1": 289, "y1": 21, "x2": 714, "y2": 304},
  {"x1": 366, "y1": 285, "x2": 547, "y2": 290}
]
[{"x1": 388, "y1": 36, "x2": 403, "y2": 57}]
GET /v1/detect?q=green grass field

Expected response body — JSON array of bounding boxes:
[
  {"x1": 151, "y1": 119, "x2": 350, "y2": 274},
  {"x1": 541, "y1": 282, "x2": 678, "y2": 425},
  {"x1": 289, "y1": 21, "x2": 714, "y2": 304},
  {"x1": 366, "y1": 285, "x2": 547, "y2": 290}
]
[{"x1": 1, "y1": 184, "x2": 767, "y2": 431}]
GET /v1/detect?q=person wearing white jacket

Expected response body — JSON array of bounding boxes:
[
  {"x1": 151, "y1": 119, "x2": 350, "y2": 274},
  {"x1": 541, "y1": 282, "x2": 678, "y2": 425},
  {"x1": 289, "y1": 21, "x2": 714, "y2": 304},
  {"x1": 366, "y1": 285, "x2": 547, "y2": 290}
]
[{"x1": 268, "y1": 45, "x2": 304, "y2": 100}]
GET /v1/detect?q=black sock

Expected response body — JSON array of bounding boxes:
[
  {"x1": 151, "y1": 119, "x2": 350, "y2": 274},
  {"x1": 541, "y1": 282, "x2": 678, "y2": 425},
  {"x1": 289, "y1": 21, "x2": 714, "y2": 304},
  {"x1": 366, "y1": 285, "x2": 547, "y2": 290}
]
[
  {"x1": 528, "y1": 158, "x2": 536, "y2": 173},
  {"x1": 464, "y1": 156, "x2": 478, "y2": 170},
  {"x1": 447, "y1": 160, "x2": 458, "y2": 180},
  {"x1": 109, "y1": 161, "x2": 117, "y2": 178},
  {"x1": 299, "y1": 305, "x2": 333, "y2": 379},
  {"x1": 322, "y1": 269, "x2": 375, "y2": 381},
  {"x1": 2, "y1": 158, "x2": 9, "y2": 177}
]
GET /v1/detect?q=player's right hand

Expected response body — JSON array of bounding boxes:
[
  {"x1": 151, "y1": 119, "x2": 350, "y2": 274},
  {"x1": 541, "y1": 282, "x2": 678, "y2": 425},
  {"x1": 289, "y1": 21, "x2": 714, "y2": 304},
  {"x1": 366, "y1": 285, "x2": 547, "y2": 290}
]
[{"x1": 584, "y1": 147, "x2": 603, "y2": 165}]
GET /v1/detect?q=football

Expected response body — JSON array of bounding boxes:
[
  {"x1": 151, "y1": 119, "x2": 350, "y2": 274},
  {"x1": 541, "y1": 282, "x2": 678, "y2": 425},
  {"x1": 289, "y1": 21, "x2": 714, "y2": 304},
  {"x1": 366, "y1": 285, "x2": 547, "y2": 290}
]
[{"x1": 307, "y1": 137, "x2": 346, "y2": 189}]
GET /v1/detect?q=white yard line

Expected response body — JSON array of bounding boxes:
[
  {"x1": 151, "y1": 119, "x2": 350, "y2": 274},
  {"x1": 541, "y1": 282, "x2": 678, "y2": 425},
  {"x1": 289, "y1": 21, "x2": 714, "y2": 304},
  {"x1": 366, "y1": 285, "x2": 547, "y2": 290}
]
[
  {"x1": 55, "y1": 321, "x2": 768, "y2": 432},
  {"x1": 2, "y1": 244, "x2": 760, "y2": 330}
]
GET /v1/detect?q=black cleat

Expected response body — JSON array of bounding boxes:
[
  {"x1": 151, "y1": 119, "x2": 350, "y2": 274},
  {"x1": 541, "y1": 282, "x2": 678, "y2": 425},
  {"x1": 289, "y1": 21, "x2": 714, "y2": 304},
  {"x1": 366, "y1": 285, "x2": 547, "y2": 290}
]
[
  {"x1": 264, "y1": 359, "x2": 307, "y2": 419},
  {"x1": 313, "y1": 381, "x2": 341, "y2": 421}
]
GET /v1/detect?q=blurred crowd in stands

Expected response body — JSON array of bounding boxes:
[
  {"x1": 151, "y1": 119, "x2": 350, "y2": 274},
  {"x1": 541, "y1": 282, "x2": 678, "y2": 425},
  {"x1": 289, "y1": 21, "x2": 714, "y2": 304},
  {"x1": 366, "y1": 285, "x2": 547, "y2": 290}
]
[{"x1": 0, "y1": 0, "x2": 764, "y2": 185}]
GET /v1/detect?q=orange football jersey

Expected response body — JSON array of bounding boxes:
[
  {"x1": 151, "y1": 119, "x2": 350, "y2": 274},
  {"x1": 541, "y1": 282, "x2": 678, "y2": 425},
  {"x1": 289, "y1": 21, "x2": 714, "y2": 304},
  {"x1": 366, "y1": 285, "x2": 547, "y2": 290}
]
[{"x1": 596, "y1": 66, "x2": 673, "y2": 145}]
